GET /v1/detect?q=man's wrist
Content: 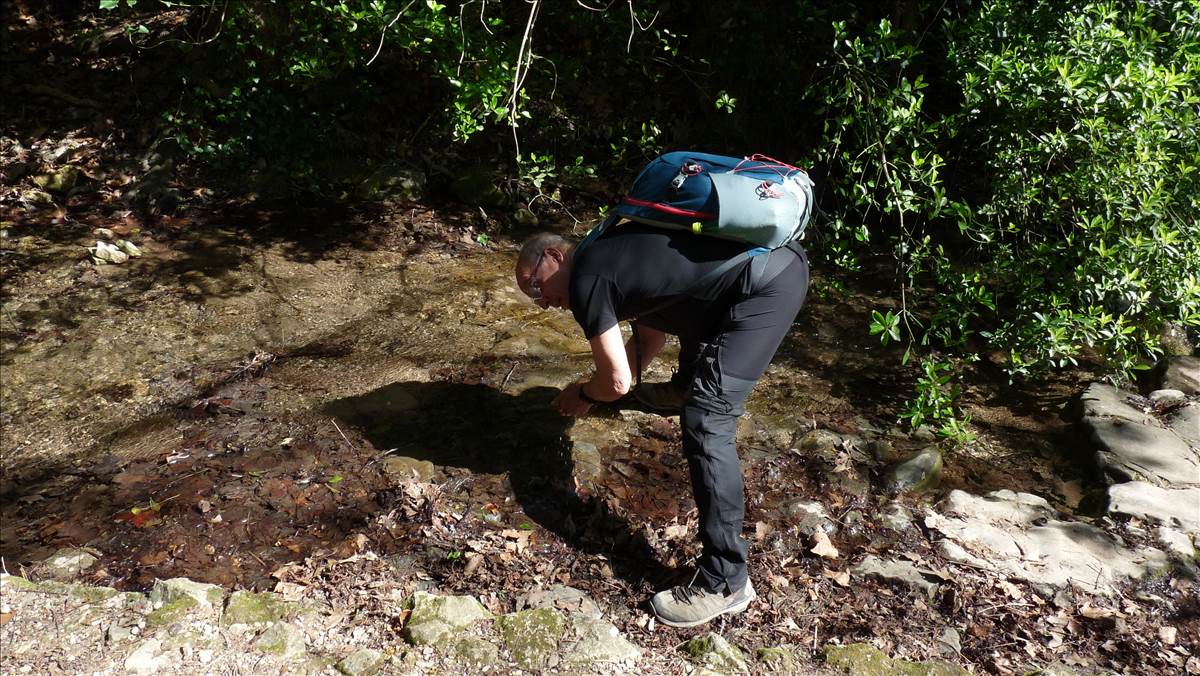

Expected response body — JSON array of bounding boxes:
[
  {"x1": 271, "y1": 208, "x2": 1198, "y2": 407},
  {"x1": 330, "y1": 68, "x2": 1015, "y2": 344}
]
[{"x1": 577, "y1": 382, "x2": 600, "y2": 405}]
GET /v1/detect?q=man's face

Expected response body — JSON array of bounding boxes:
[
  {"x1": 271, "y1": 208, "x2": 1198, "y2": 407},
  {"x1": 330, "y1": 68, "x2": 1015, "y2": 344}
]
[{"x1": 517, "y1": 247, "x2": 570, "y2": 310}]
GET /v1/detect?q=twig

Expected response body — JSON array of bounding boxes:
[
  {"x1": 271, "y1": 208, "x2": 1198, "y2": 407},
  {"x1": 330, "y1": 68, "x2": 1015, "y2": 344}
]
[
  {"x1": 367, "y1": 0, "x2": 418, "y2": 67},
  {"x1": 499, "y1": 362, "x2": 518, "y2": 392},
  {"x1": 332, "y1": 420, "x2": 355, "y2": 450}
]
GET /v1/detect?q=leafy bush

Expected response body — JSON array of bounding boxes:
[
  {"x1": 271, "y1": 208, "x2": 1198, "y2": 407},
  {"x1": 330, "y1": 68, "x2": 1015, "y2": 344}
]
[{"x1": 813, "y1": 0, "x2": 1199, "y2": 434}]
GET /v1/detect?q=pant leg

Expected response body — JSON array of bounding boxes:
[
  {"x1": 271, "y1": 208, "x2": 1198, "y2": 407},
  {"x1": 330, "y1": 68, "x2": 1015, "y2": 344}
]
[
  {"x1": 671, "y1": 338, "x2": 701, "y2": 390},
  {"x1": 681, "y1": 248, "x2": 809, "y2": 592}
]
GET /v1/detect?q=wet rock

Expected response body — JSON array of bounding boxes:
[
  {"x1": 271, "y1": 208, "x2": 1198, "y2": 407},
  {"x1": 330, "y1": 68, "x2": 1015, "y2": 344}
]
[
  {"x1": 355, "y1": 165, "x2": 425, "y2": 201},
  {"x1": 682, "y1": 632, "x2": 748, "y2": 673},
  {"x1": 452, "y1": 165, "x2": 507, "y2": 208},
  {"x1": 404, "y1": 592, "x2": 492, "y2": 645},
  {"x1": 1162, "y1": 356, "x2": 1199, "y2": 394},
  {"x1": 90, "y1": 240, "x2": 129, "y2": 265},
  {"x1": 117, "y1": 239, "x2": 143, "y2": 258},
  {"x1": 497, "y1": 607, "x2": 566, "y2": 671},
  {"x1": 520, "y1": 584, "x2": 602, "y2": 618},
  {"x1": 823, "y1": 642, "x2": 968, "y2": 675},
  {"x1": 565, "y1": 614, "x2": 640, "y2": 666},
  {"x1": 1161, "y1": 322, "x2": 1195, "y2": 357},
  {"x1": 798, "y1": 429, "x2": 842, "y2": 460},
  {"x1": 867, "y1": 438, "x2": 898, "y2": 463},
  {"x1": 33, "y1": 165, "x2": 81, "y2": 193},
  {"x1": 381, "y1": 455, "x2": 436, "y2": 482},
  {"x1": 778, "y1": 499, "x2": 836, "y2": 536},
  {"x1": 254, "y1": 621, "x2": 306, "y2": 658},
  {"x1": 571, "y1": 441, "x2": 604, "y2": 483},
  {"x1": 451, "y1": 636, "x2": 500, "y2": 668},
  {"x1": 885, "y1": 447, "x2": 942, "y2": 493},
  {"x1": 222, "y1": 590, "x2": 288, "y2": 627},
  {"x1": 1077, "y1": 383, "x2": 1199, "y2": 487},
  {"x1": 41, "y1": 547, "x2": 97, "y2": 580},
  {"x1": 1106, "y1": 482, "x2": 1200, "y2": 532},
  {"x1": 850, "y1": 555, "x2": 943, "y2": 599},
  {"x1": 513, "y1": 204, "x2": 539, "y2": 227},
  {"x1": 336, "y1": 648, "x2": 385, "y2": 676},
  {"x1": 1149, "y1": 389, "x2": 1187, "y2": 403},
  {"x1": 880, "y1": 502, "x2": 912, "y2": 531},
  {"x1": 911, "y1": 425, "x2": 937, "y2": 442},
  {"x1": 145, "y1": 596, "x2": 198, "y2": 628},
  {"x1": 756, "y1": 645, "x2": 798, "y2": 672},
  {"x1": 150, "y1": 578, "x2": 225, "y2": 609},
  {"x1": 926, "y1": 489, "x2": 1171, "y2": 593}
]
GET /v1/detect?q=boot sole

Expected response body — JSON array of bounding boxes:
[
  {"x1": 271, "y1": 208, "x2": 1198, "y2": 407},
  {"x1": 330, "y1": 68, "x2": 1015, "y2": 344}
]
[{"x1": 652, "y1": 587, "x2": 757, "y2": 628}]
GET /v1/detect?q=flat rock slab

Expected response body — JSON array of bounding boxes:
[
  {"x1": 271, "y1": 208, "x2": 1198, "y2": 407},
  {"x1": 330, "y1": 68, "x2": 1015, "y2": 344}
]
[
  {"x1": 1107, "y1": 481, "x2": 1200, "y2": 533},
  {"x1": 850, "y1": 555, "x2": 947, "y2": 599},
  {"x1": 1078, "y1": 383, "x2": 1199, "y2": 487},
  {"x1": 926, "y1": 490, "x2": 1169, "y2": 594}
]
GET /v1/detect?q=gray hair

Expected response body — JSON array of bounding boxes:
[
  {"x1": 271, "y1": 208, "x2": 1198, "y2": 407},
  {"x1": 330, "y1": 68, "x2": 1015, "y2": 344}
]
[{"x1": 518, "y1": 232, "x2": 574, "y2": 268}]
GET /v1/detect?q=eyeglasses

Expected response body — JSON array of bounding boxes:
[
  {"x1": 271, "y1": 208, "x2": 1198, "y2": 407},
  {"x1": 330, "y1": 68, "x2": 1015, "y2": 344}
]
[{"x1": 528, "y1": 252, "x2": 546, "y2": 300}]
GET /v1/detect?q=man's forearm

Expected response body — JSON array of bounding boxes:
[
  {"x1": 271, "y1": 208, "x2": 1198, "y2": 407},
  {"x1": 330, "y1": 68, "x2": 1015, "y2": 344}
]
[{"x1": 625, "y1": 324, "x2": 668, "y2": 379}]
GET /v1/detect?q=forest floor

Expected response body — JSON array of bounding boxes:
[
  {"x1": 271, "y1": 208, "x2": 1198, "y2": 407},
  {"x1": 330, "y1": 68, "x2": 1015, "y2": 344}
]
[{"x1": 2, "y1": 7, "x2": 1198, "y2": 675}]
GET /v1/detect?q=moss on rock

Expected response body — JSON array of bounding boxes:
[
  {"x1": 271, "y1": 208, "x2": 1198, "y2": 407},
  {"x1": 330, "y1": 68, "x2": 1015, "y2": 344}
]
[
  {"x1": 404, "y1": 592, "x2": 492, "y2": 645},
  {"x1": 146, "y1": 596, "x2": 199, "y2": 629},
  {"x1": 222, "y1": 590, "x2": 289, "y2": 627},
  {"x1": 497, "y1": 607, "x2": 566, "y2": 671},
  {"x1": 682, "y1": 632, "x2": 748, "y2": 673}
]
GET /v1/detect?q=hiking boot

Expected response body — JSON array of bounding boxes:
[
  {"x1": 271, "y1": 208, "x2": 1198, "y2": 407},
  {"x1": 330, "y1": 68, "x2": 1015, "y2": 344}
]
[
  {"x1": 649, "y1": 579, "x2": 756, "y2": 628},
  {"x1": 633, "y1": 380, "x2": 687, "y2": 413}
]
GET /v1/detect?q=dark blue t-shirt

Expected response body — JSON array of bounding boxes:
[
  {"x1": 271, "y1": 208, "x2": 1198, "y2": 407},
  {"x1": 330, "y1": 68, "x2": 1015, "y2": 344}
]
[{"x1": 569, "y1": 223, "x2": 754, "y2": 340}]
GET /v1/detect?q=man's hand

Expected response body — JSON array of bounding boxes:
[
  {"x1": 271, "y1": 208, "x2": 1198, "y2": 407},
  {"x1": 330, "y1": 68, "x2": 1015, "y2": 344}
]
[{"x1": 552, "y1": 383, "x2": 593, "y2": 417}]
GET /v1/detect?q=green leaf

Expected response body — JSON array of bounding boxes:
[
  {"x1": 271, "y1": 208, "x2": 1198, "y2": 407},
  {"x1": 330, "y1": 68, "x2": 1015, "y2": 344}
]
[{"x1": 99, "y1": 0, "x2": 120, "y2": 9}]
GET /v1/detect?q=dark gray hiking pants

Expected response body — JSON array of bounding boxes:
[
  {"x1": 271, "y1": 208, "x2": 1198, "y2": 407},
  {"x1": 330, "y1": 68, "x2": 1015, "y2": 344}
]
[{"x1": 674, "y1": 245, "x2": 809, "y2": 593}]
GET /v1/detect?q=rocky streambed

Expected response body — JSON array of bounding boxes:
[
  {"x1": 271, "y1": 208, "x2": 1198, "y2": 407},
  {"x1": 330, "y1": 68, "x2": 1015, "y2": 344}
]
[{"x1": 2, "y1": 184, "x2": 1198, "y2": 673}]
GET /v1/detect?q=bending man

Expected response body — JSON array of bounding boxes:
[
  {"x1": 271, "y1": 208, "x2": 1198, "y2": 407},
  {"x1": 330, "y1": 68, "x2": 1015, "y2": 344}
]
[{"x1": 514, "y1": 223, "x2": 809, "y2": 627}]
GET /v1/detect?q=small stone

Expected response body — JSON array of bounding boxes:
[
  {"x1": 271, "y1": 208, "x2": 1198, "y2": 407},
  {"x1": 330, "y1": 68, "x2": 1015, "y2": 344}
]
[
  {"x1": 565, "y1": 614, "x2": 640, "y2": 665},
  {"x1": 94, "y1": 227, "x2": 115, "y2": 239},
  {"x1": 778, "y1": 499, "x2": 836, "y2": 537},
  {"x1": 41, "y1": 548, "x2": 97, "y2": 580},
  {"x1": 911, "y1": 425, "x2": 937, "y2": 442},
  {"x1": 682, "y1": 632, "x2": 748, "y2": 673},
  {"x1": 756, "y1": 645, "x2": 797, "y2": 671},
  {"x1": 404, "y1": 592, "x2": 492, "y2": 645},
  {"x1": 880, "y1": 503, "x2": 912, "y2": 531},
  {"x1": 381, "y1": 455, "x2": 436, "y2": 482},
  {"x1": 254, "y1": 621, "x2": 306, "y2": 658},
  {"x1": 105, "y1": 624, "x2": 134, "y2": 645},
  {"x1": 117, "y1": 239, "x2": 143, "y2": 257},
  {"x1": 798, "y1": 429, "x2": 842, "y2": 458},
  {"x1": 1149, "y1": 389, "x2": 1187, "y2": 403},
  {"x1": 885, "y1": 447, "x2": 942, "y2": 493},
  {"x1": 938, "y1": 627, "x2": 961, "y2": 656},
  {"x1": 198, "y1": 649, "x2": 214, "y2": 664},
  {"x1": 336, "y1": 648, "x2": 385, "y2": 676},
  {"x1": 150, "y1": 578, "x2": 225, "y2": 609},
  {"x1": 851, "y1": 555, "x2": 943, "y2": 599},
  {"x1": 124, "y1": 638, "x2": 164, "y2": 675}
]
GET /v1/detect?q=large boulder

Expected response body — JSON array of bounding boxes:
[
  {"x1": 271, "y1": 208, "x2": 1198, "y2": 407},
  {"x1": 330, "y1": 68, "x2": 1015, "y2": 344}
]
[
  {"x1": 1161, "y1": 356, "x2": 1199, "y2": 395},
  {"x1": 497, "y1": 607, "x2": 566, "y2": 671},
  {"x1": 925, "y1": 489, "x2": 1170, "y2": 594},
  {"x1": 1107, "y1": 482, "x2": 1200, "y2": 533},
  {"x1": 1077, "y1": 383, "x2": 1199, "y2": 487}
]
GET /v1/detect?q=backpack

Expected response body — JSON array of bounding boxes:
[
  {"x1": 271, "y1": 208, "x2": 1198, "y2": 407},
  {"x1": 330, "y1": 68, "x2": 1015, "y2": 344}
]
[
  {"x1": 574, "y1": 152, "x2": 815, "y2": 385},
  {"x1": 587, "y1": 151, "x2": 815, "y2": 251}
]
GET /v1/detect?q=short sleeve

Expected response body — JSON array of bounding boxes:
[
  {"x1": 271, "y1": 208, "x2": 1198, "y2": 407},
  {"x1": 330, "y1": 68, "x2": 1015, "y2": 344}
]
[{"x1": 570, "y1": 273, "x2": 620, "y2": 339}]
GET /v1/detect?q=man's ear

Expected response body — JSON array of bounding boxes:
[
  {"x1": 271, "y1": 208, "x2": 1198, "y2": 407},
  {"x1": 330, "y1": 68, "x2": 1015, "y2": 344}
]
[{"x1": 545, "y1": 246, "x2": 565, "y2": 263}]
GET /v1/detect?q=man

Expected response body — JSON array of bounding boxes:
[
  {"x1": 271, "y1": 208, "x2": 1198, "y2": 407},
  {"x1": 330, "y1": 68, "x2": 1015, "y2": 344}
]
[{"x1": 514, "y1": 223, "x2": 809, "y2": 627}]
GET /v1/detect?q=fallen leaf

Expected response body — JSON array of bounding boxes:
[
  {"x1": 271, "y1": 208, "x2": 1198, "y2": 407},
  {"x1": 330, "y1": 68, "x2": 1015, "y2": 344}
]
[
  {"x1": 1079, "y1": 604, "x2": 1121, "y2": 620},
  {"x1": 1159, "y1": 626, "x2": 1177, "y2": 645},
  {"x1": 0, "y1": 613, "x2": 12, "y2": 627},
  {"x1": 810, "y1": 531, "x2": 839, "y2": 559},
  {"x1": 754, "y1": 521, "x2": 773, "y2": 542},
  {"x1": 197, "y1": 499, "x2": 212, "y2": 514},
  {"x1": 822, "y1": 568, "x2": 850, "y2": 587}
]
